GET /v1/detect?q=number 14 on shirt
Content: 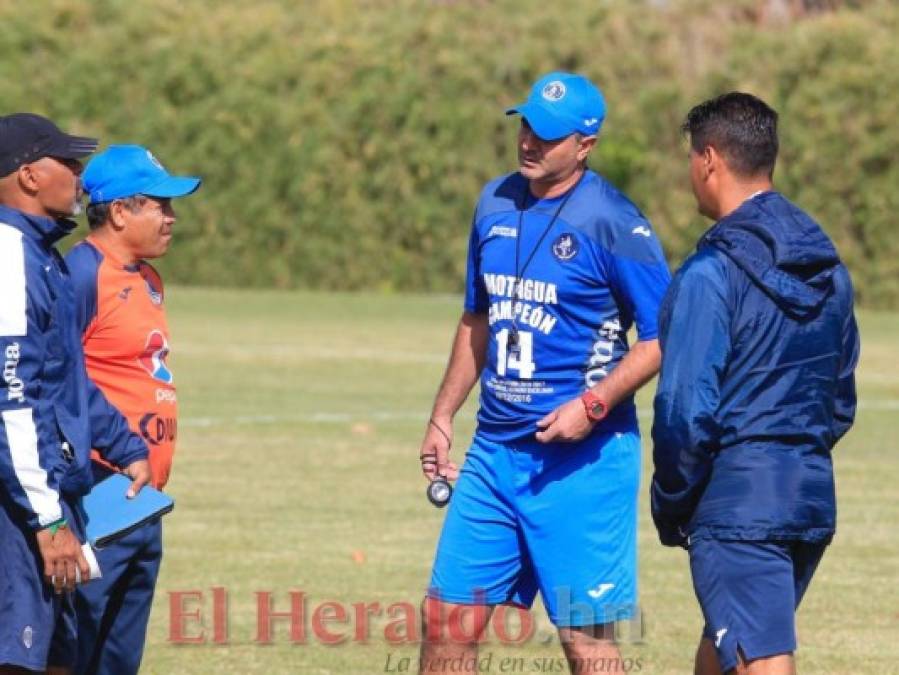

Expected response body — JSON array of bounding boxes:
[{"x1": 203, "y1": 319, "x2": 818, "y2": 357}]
[{"x1": 496, "y1": 328, "x2": 536, "y2": 379}]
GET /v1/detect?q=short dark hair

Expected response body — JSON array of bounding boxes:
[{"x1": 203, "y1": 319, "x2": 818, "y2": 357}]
[
  {"x1": 85, "y1": 194, "x2": 147, "y2": 230},
  {"x1": 682, "y1": 92, "x2": 779, "y2": 178}
]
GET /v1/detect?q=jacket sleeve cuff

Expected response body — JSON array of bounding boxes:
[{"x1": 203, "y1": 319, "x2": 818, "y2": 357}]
[
  {"x1": 32, "y1": 503, "x2": 64, "y2": 530},
  {"x1": 100, "y1": 433, "x2": 149, "y2": 468},
  {"x1": 650, "y1": 483, "x2": 693, "y2": 549}
]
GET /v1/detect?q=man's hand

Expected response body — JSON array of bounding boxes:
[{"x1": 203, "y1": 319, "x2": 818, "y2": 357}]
[
  {"x1": 419, "y1": 418, "x2": 459, "y2": 482},
  {"x1": 535, "y1": 397, "x2": 596, "y2": 443},
  {"x1": 123, "y1": 459, "x2": 152, "y2": 498},
  {"x1": 35, "y1": 526, "x2": 89, "y2": 594}
]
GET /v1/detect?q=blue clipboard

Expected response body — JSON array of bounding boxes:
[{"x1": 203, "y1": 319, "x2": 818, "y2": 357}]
[{"x1": 82, "y1": 473, "x2": 174, "y2": 548}]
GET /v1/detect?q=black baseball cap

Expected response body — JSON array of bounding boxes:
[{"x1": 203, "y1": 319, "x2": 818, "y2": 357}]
[{"x1": 0, "y1": 113, "x2": 98, "y2": 177}]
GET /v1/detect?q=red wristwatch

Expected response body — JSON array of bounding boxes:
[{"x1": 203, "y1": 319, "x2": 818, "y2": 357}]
[{"x1": 580, "y1": 390, "x2": 608, "y2": 422}]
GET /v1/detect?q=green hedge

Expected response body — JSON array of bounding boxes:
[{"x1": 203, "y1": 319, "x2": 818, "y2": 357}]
[{"x1": 1, "y1": 0, "x2": 895, "y2": 306}]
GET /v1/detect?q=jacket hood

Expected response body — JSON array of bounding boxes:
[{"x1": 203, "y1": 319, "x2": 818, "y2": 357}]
[{"x1": 699, "y1": 192, "x2": 840, "y2": 319}]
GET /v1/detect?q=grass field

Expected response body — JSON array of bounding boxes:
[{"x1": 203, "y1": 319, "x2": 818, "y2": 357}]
[{"x1": 141, "y1": 288, "x2": 898, "y2": 674}]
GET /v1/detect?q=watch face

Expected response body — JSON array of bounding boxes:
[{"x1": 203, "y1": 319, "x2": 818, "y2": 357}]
[{"x1": 581, "y1": 392, "x2": 606, "y2": 421}]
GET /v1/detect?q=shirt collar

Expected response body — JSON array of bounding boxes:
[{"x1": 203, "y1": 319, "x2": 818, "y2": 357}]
[{"x1": 86, "y1": 233, "x2": 143, "y2": 272}]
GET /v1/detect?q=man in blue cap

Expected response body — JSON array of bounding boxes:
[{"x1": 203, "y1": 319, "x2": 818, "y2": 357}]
[
  {"x1": 418, "y1": 73, "x2": 671, "y2": 673},
  {"x1": 0, "y1": 116, "x2": 151, "y2": 674},
  {"x1": 66, "y1": 145, "x2": 200, "y2": 675}
]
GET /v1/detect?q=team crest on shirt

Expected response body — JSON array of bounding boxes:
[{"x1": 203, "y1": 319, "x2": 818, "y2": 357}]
[
  {"x1": 142, "y1": 272, "x2": 163, "y2": 306},
  {"x1": 138, "y1": 330, "x2": 173, "y2": 384},
  {"x1": 552, "y1": 233, "x2": 579, "y2": 261}
]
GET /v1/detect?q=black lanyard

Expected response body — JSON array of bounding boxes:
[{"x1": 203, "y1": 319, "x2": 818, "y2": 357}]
[{"x1": 509, "y1": 172, "x2": 584, "y2": 349}]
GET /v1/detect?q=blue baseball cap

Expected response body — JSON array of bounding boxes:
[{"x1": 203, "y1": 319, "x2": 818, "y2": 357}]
[
  {"x1": 83, "y1": 144, "x2": 201, "y2": 203},
  {"x1": 506, "y1": 72, "x2": 607, "y2": 141}
]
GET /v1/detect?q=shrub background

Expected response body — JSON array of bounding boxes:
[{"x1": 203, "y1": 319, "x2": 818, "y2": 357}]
[{"x1": 1, "y1": 0, "x2": 895, "y2": 306}]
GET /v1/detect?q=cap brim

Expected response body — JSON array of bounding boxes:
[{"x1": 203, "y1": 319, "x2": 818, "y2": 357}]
[
  {"x1": 142, "y1": 176, "x2": 202, "y2": 199},
  {"x1": 48, "y1": 134, "x2": 99, "y2": 159},
  {"x1": 505, "y1": 102, "x2": 573, "y2": 141}
]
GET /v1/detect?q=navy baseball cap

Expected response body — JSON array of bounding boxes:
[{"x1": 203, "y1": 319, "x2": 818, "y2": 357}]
[
  {"x1": 83, "y1": 144, "x2": 201, "y2": 203},
  {"x1": 506, "y1": 72, "x2": 607, "y2": 141},
  {"x1": 0, "y1": 113, "x2": 98, "y2": 177}
]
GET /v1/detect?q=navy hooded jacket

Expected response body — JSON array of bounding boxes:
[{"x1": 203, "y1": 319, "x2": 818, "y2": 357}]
[
  {"x1": 0, "y1": 205, "x2": 148, "y2": 531},
  {"x1": 651, "y1": 191, "x2": 859, "y2": 546}
]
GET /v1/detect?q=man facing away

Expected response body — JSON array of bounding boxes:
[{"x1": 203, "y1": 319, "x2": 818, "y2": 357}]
[
  {"x1": 651, "y1": 93, "x2": 859, "y2": 675},
  {"x1": 0, "y1": 115, "x2": 150, "y2": 674},
  {"x1": 419, "y1": 72, "x2": 671, "y2": 674},
  {"x1": 66, "y1": 145, "x2": 200, "y2": 675}
]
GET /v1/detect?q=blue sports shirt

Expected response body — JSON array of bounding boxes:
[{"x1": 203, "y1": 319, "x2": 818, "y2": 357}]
[{"x1": 465, "y1": 169, "x2": 671, "y2": 442}]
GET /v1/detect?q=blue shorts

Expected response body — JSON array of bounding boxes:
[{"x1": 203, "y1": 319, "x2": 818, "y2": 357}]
[
  {"x1": 690, "y1": 537, "x2": 827, "y2": 672},
  {"x1": 0, "y1": 498, "x2": 80, "y2": 671},
  {"x1": 428, "y1": 431, "x2": 640, "y2": 627}
]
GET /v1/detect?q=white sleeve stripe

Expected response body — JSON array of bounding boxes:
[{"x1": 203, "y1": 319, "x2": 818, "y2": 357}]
[
  {"x1": 0, "y1": 224, "x2": 28, "y2": 336},
  {"x1": 2, "y1": 408, "x2": 62, "y2": 526}
]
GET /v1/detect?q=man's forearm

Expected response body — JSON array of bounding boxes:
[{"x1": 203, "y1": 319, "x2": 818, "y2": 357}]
[
  {"x1": 430, "y1": 312, "x2": 488, "y2": 422},
  {"x1": 591, "y1": 338, "x2": 660, "y2": 410}
]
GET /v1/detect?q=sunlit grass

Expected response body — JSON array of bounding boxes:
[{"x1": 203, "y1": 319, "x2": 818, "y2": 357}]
[{"x1": 141, "y1": 290, "x2": 897, "y2": 674}]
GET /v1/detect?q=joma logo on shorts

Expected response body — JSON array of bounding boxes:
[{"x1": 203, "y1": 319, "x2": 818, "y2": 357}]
[
  {"x1": 3, "y1": 343, "x2": 25, "y2": 403},
  {"x1": 587, "y1": 583, "x2": 615, "y2": 599}
]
